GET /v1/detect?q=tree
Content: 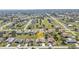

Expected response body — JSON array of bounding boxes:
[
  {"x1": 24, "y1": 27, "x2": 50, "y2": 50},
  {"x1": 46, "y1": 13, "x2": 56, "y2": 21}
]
[{"x1": 11, "y1": 31, "x2": 16, "y2": 37}]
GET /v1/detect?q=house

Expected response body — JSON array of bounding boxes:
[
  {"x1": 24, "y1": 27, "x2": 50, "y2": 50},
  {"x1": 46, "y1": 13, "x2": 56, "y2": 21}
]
[
  {"x1": 6, "y1": 37, "x2": 15, "y2": 43},
  {"x1": 36, "y1": 39, "x2": 43, "y2": 46},
  {"x1": 68, "y1": 24, "x2": 73, "y2": 27},
  {"x1": 61, "y1": 32, "x2": 69, "y2": 38},
  {"x1": 0, "y1": 38, "x2": 5, "y2": 42},
  {"x1": 16, "y1": 30, "x2": 23, "y2": 35},
  {"x1": 0, "y1": 32, "x2": 3, "y2": 37},
  {"x1": 47, "y1": 19, "x2": 52, "y2": 23},
  {"x1": 75, "y1": 21, "x2": 79, "y2": 23},
  {"x1": 26, "y1": 39, "x2": 34, "y2": 46},
  {"x1": 14, "y1": 39, "x2": 23, "y2": 44},
  {"x1": 65, "y1": 38, "x2": 77, "y2": 44}
]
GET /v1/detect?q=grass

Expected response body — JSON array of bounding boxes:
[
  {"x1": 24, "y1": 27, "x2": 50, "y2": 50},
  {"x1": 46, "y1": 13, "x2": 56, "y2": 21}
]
[{"x1": 42, "y1": 18, "x2": 52, "y2": 29}]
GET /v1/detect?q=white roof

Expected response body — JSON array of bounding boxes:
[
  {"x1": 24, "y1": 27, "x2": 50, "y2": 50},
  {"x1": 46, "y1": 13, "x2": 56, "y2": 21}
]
[{"x1": 6, "y1": 38, "x2": 15, "y2": 42}]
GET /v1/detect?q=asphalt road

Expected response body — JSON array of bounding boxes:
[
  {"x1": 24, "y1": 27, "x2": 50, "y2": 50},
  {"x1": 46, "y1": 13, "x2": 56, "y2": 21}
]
[
  {"x1": 24, "y1": 19, "x2": 33, "y2": 31},
  {"x1": 0, "y1": 22, "x2": 13, "y2": 30},
  {"x1": 46, "y1": 13, "x2": 76, "y2": 36}
]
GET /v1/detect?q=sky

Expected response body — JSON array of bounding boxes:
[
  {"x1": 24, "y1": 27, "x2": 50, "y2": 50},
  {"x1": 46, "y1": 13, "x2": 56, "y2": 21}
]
[{"x1": 0, "y1": 0, "x2": 79, "y2": 9}]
